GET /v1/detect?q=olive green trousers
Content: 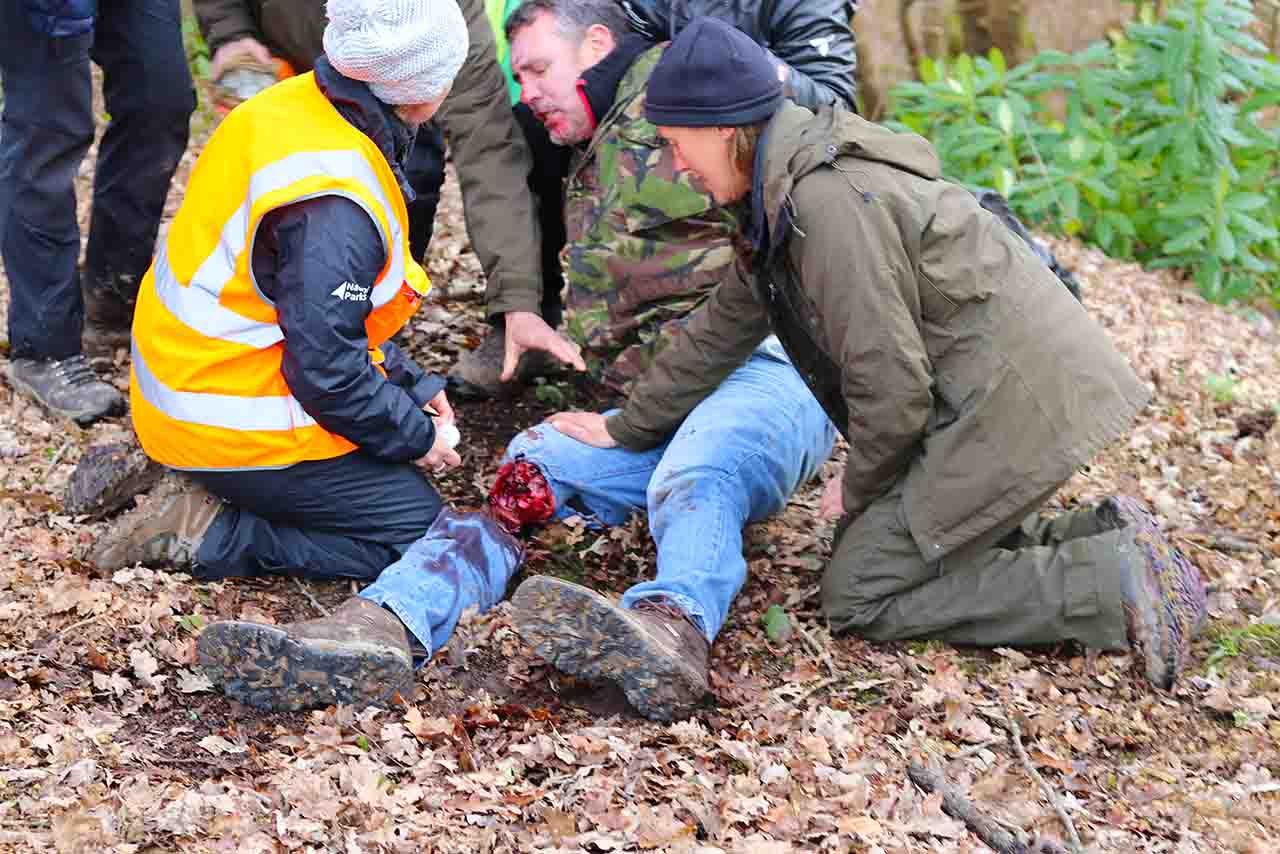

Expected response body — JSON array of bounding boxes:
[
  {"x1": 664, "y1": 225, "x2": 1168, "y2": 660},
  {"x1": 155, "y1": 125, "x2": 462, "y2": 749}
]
[{"x1": 823, "y1": 479, "x2": 1130, "y2": 651}]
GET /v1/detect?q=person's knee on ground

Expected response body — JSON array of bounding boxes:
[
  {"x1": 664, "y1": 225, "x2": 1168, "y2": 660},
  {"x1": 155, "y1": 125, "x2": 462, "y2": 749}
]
[
  {"x1": 822, "y1": 493, "x2": 1207, "y2": 689},
  {"x1": 819, "y1": 561, "x2": 907, "y2": 643}
]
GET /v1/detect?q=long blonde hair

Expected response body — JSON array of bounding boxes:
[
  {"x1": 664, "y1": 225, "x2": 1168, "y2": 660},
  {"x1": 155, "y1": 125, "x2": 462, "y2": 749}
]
[{"x1": 731, "y1": 121, "x2": 768, "y2": 184}]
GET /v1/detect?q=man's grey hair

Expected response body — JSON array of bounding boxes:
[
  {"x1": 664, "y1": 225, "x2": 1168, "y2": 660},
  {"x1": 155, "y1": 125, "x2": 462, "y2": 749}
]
[{"x1": 505, "y1": 0, "x2": 630, "y2": 43}]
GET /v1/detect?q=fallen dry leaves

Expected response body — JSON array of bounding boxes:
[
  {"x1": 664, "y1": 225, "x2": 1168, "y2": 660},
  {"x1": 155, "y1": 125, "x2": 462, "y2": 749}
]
[{"x1": 2, "y1": 131, "x2": 1279, "y2": 852}]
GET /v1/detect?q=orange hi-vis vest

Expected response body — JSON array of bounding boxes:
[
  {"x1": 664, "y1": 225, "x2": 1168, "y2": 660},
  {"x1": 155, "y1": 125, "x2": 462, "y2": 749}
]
[{"x1": 131, "y1": 72, "x2": 430, "y2": 471}]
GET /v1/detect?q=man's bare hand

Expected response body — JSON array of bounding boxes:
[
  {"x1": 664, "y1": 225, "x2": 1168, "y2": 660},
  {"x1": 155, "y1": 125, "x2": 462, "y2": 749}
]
[
  {"x1": 502, "y1": 311, "x2": 585, "y2": 381},
  {"x1": 820, "y1": 467, "x2": 845, "y2": 520},
  {"x1": 545, "y1": 411, "x2": 617, "y2": 448},
  {"x1": 210, "y1": 36, "x2": 272, "y2": 80}
]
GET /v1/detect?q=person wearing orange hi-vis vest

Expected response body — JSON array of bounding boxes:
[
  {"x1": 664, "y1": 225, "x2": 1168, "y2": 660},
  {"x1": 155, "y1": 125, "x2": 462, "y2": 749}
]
[{"x1": 91, "y1": 0, "x2": 469, "y2": 587}]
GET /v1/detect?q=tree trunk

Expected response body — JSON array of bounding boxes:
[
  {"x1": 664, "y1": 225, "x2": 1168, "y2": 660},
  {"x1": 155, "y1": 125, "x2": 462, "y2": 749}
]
[{"x1": 956, "y1": 0, "x2": 1031, "y2": 64}]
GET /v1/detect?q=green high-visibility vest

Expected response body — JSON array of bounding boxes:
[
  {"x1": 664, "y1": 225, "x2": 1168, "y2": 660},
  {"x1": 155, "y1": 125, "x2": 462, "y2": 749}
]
[{"x1": 485, "y1": 0, "x2": 524, "y2": 104}]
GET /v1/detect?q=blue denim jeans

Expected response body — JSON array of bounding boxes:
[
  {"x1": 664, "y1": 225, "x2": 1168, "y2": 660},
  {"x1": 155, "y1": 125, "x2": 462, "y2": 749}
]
[
  {"x1": 503, "y1": 338, "x2": 836, "y2": 642},
  {"x1": 359, "y1": 509, "x2": 522, "y2": 659},
  {"x1": 356, "y1": 339, "x2": 834, "y2": 654}
]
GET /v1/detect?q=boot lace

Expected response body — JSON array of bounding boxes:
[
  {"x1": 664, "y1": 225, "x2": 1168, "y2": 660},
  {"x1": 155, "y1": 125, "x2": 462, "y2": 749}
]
[{"x1": 51, "y1": 354, "x2": 100, "y2": 389}]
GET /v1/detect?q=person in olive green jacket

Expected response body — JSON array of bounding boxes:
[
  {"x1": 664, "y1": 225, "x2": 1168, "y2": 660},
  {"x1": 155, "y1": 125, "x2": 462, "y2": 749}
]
[
  {"x1": 520, "y1": 18, "x2": 1208, "y2": 692},
  {"x1": 195, "y1": 0, "x2": 583, "y2": 369}
]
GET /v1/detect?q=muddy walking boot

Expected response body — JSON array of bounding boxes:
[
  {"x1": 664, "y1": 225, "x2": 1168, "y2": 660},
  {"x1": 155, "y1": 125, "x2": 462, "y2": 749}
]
[
  {"x1": 5, "y1": 355, "x2": 125, "y2": 426},
  {"x1": 1101, "y1": 496, "x2": 1207, "y2": 690},
  {"x1": 511, "y1": 576, "x2": 711, "y2": 721},
  {"x1": 64, "y1": 441, "x2": 166, "y2": 519},
  {"x1": 197, "y1": 597, "x2": 414, "y2": 711},
  {"x1": 89, "y1": 475, "x2": 221, "y2": 574},
  {"x1": 447, "y1": 333, "x2": 555, "y2": 400}
]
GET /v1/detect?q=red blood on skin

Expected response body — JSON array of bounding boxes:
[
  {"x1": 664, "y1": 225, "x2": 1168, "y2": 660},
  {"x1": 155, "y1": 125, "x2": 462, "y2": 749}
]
[{"x1": 487, "y1": 457, "x2": 555, "y2": 534}]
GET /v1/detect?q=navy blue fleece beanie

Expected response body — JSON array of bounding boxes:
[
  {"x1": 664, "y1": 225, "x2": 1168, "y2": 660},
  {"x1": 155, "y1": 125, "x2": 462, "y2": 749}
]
[{"x1": 644, "y1": 16, "x2": 783, "y2": 128}]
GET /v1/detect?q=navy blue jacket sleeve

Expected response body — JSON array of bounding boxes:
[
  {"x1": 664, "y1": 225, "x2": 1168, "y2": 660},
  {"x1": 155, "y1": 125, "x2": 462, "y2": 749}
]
[
  {"x1": 380, "y1": 340, "x2": 447, "y2": 409},
  {"x1": 254, "y1": 195, "x2": 435, "y2": 462}
]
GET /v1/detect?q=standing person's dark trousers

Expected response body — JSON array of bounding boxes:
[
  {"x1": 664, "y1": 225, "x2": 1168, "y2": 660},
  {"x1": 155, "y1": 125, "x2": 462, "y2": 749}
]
[
  {"x1": 189, "y1": 453, "x2": 444, "y2": 582},
  {"x1": 0, "y1": 0, "x2": 194, "y2": 422},
  {"x1": 403, "y1": 122, "x2": 447, "y2": 262},
  {"x1": 514, "y1": 103, "x2": 569, "y2": 329}
]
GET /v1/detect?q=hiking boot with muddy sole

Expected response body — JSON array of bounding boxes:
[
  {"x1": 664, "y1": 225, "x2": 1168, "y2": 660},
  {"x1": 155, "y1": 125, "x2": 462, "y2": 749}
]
[
  {"x1": 1100, "y1": 495, "x2": 1207, "y2": 689},
  {"x1": 510, "y1": 575, "x2": 710, "y2": 722},
  {"x1": 64, "y1": 441, "x2": 165, "y2": 519},
  {"x1": 197, "y1": 597, "x2": 414, "y2": 712}
]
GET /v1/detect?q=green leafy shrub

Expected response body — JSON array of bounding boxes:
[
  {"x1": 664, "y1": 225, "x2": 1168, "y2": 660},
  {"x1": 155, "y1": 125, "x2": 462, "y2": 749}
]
[{"x1": 888, "y1": 0, "x2": 1280, "y2": 306}]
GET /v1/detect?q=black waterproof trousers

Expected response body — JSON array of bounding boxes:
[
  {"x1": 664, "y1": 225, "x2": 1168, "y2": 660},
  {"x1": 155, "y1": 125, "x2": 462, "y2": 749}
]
[
  {"x1": 0, "y1": 0, "x2": 195, "y2": 358},
  {"x1": 191, "y1": 452, "x2": 444, "y2": 582}
]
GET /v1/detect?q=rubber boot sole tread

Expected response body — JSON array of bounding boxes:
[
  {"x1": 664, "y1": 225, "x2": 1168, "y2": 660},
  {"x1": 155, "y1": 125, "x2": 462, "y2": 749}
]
[
  {"x1": 197, "y1": 621, "x2": 413, "y2": 712},
  {"x1": 511, "y1": 577, "x2": 706, "y2": 722}
]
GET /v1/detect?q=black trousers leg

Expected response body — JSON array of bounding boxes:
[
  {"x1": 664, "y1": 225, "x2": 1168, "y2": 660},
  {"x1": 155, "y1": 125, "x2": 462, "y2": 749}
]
[
  {"x1": 83, "y1": 0, "x2": 195, "y2": 324},
  {"x1": 0, "y1": 2, "x2": 95, "y2": 360},
  {"x1": 190, "y1": 452, "x2": 444, "y2": 582},
  {"x1": 514, "y1": 103, "x2": 570, "y2": 328},
  {"x1": 404, "y1": 122, "x2": 446, "y2": 262}
]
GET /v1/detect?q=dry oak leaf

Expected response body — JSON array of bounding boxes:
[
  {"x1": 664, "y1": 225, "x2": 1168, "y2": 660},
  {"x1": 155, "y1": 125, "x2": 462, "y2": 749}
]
[{"x1": 198, "y1": 735, "x2": 245, "y2": 756}]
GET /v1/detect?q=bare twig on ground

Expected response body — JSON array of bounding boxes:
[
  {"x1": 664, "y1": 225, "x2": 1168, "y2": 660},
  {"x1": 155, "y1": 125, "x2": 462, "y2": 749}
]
[
  {"x1": 956, "y1": 737, "x2": 1003, "y2": 758},
  {"x1": 782, "y1": 583, "x2": 820, "y2": 610},
  {"x1": 53, "y1": 611, "x2": 104, "y2": 639},
  {"x1": 907, "y1": 760, "x2": 1061, "y2": 854},
  {"x1": 42, "y1": 437, "x2": 72, "y2": 483},
  {"x1": 796, "y1": 621, "x2": 839, "y2": 678},
  {"x1": 293, "y1": 577, "x2": 330, "y2": 617},
  {"x1": 797, "y1": 676, "x2": 841, "y2": 703},
  {"x1": 993, "y1": 715, "x2": 1083, "y2": 853}
]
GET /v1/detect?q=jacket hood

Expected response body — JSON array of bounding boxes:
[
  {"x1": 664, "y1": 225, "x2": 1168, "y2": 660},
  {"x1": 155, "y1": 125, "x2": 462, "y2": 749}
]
[
  {"x1": 750, "y1": 103, "x2": 940, "y2": 259},
  {"x1": 314, "y1": 55, "x2": 418, "y2": 201}
]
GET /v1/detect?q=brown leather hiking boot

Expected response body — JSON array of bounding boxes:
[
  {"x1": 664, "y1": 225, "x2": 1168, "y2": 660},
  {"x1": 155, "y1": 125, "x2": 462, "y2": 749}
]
[
  {"x1": 89, "y1": 475, "x2": 221, "y2": 574},
  {"x1": 447, "y1": 332, "x2": 556, "y2": 400},
  {"x1": 1099, "y1": 496, "x2": 1207, "y2": 690},
  {"x1": 511, "y1": 576, "x2": 711, "y2": 721},
  {"x1": 197, "y1": 597, "x2": 414, "y2": 711}
]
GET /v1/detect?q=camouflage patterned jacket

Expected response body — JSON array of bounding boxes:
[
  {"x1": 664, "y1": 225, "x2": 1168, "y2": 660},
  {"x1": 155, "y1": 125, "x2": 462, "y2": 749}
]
[{"x1": 561, "y1": 45, "x2": 741, "y2": 392}]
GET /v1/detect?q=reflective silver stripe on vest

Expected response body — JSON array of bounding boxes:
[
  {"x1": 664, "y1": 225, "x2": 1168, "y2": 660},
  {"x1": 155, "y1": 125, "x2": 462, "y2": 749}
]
[
  {"x1": 133, "y1": 340, "x2": 318, "y2": 432},
  {"x1": 153, "y1": 149, "x2": 406, "y2": 349},
  {"x1": 152, "y1": 247, "x2": 286, "y2": 349}
]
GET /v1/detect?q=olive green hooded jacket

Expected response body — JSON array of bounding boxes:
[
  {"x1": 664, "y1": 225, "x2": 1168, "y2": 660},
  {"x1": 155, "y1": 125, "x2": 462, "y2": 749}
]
[{"x1": 608, "y1": 103, "x2": 1150, "y2": 560}]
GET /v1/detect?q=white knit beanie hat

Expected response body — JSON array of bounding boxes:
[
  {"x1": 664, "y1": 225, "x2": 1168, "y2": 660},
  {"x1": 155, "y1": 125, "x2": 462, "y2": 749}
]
[{"x1": 323, "y1": 0, "x2": 469, "y2": 105}]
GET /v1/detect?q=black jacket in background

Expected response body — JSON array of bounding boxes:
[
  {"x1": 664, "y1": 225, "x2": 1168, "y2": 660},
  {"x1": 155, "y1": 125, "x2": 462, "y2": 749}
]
[
  {"x1": 249, "y1": 56, "x2": 444, "y2": 463},
  {"x1": 620, "y1": 0, "x2": 858, "y2": 110}
]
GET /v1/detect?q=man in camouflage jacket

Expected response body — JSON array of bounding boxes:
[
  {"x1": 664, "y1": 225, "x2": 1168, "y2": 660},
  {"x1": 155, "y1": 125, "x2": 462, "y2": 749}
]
[
  {"x1": 493, "y1": 0, "x2": 839, "y2": 721},
  {"x1": 558, "y1": 39, "x2": 739, "y2": 392}
]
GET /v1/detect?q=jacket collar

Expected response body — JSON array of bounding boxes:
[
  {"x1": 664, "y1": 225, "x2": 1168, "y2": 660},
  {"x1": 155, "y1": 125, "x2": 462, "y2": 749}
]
[
  {"x1": 313, "y1": 55, "x2": 418, "y2": 201},
  {"x1": 577, "y1": 33, "x2": 656, "y2": 135},
  {"x1": 749, "y1": 102, "x2": 943, "y2": 265}
]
